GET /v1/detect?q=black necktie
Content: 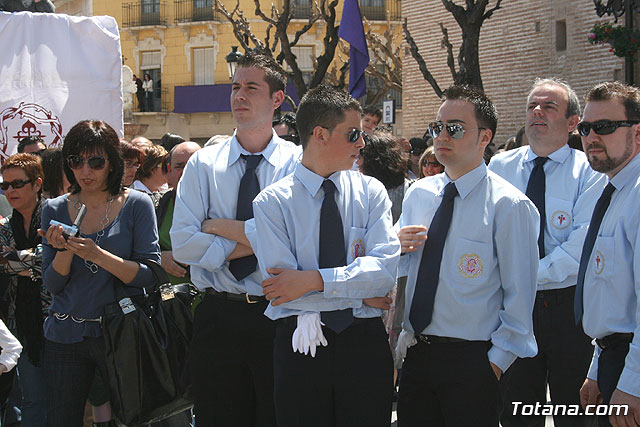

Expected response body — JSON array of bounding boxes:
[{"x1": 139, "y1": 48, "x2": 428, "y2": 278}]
[
  {"x1": 229, "y1": 154, "x2": 262, "y2": 281},
  {"x1": 526, "y1": 157, "x2": 549, "y2": 259},
  {"x1": 574, "y1": 183, "x2": 616, "y2": 324},
  {"x1": 409, "y1": 181, "x2": 458, "y2": 334},
  {"x1": 319, "y1": 180, "x2": 353, "y2": 333}
]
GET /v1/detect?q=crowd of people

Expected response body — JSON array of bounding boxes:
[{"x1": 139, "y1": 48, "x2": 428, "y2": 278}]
[{"x1": 0, "y1": 51, "x2": 637, "y2": 427}]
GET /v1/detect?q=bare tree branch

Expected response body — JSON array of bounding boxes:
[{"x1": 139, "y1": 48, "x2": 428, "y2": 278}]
[
  {"x1": 483, "y1": 0, "x2": 503, "y2": 20},
  {"x1": 403, "y1": 18, "x2": 443, "y2": 98},
  {"x1": 439, "y1": 23, "x2": 456, "y2": 81}
]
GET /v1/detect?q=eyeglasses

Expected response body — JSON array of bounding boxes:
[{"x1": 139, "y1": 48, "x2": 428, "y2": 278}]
[
  {"x1": 428, "y1": 121, "x2": 485, "y2": 140},
  {"x1": 0, "y1": 179, "x2": 32, "y2": 191},
  {"x1": 346, "y1": 128, "x2": 364, "y2": 143},
  {"x1": 67, "y1": 155, "x2": 107, "y2": 170},
  {"x1": 576, "y1": 120, "x2": 640, "y2": 137},
  {"x1": 425, "y1": 161, "x2": 441, "y2": 167},
  {"x1": 124, "y1": 160, "x2": 140, "y2": 168}
]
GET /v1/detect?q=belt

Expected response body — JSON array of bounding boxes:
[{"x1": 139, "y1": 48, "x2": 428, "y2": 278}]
[
  {"x1": 205, "y1": 288, "x2": 266, "y2": 304},
  {"x1": 595, "y1": 333, "x2": 634, "y2": 350},
  {"x1": 536, "y1": 286, "x2": 576, "y2": 304},
  {"x1": 277, "y1": 315, "x2": 371, "y2": 327},
  {"x1": 416, "y1": 335, "x2": 470, "y2": 345}
]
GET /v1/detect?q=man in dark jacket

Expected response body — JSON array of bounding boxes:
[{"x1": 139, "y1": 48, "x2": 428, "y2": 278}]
[{"x1": 0, "y1": 0, "x2": 55, "y2": 12}]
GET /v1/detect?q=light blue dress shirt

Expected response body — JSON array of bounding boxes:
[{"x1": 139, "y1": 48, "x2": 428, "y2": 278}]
[
  {"x1": 582, "y1": 153, "x2": 640, "y2": 398},
  {"x1": 489, "y1": 145, "x2": 607, "y2": 290},
  {"x1": 398, "y1": 163, "x2": 539, "y2": 372},
  {"x1": 170, "y1": 131, "x2": 302, "y2": 296},
  {"x1": 250, "y1": 164, "x2": 401, "y2": 320}
]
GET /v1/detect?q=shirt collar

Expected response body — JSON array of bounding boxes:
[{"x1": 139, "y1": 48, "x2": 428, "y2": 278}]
[
  {"x1": 610, "y1": 151, "x2": 640, "y2": 192},
  {"x1": 443, "y1": 162, "x2": 487, "y2": 200},
  {"x1": 227, "y1": 129, "x2": 283, "y2": 168},
  {"x1": 524, "y1": 143, "x2": 571, "y2": 164},
  {"x1": 294, "y1": 163, "x2": 344, "y2": 198}
]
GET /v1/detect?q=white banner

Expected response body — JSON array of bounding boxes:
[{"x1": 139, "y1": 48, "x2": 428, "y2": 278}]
[{"x1": 0, "y1": 12, "x2": 123, "y2": 162}]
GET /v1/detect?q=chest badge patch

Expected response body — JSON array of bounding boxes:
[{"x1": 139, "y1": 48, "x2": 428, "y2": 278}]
[
  {"x1": 551, "y1": 210, "x2": 571, "y2": 230},
  {"x1": 350, "y1": 239, "x2": 365, "y2": 259},
  {"x1": 594, "y1": 250, "x2": 605, "y2": 275},
  {"x1": 458, "y1": 253, "x2": 483, "y2": 278}
]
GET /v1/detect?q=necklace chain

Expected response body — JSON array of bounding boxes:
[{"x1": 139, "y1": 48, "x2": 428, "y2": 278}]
[{"x1": 73, "y1": 196, "x2": 114, "y2": 274}]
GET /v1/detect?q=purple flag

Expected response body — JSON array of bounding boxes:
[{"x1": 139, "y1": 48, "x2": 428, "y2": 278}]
[{"x1": 338, "y1": 0, "x2": 370, "y2": 99}]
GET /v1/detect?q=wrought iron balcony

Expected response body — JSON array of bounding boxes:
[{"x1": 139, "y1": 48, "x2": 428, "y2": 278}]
[
  {"x1": 175, "y1": 0, "x2": 218, "y2": 23},
  {"x1": 289, "y1": 1, "x2": 312, "y2": 19},
  {"x1": 361, "y1": 0, "x2": 401, "y2": 21},
  {"x1": 122, "y1": 1, "x2": 167, "y2": 28}
]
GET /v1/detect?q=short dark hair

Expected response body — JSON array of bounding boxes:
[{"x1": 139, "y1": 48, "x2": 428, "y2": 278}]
[
  {"x1": 119, "y1": 140, "x2": 142, "y2": 162},
  {"x1": 272, "y1": 112, "x2": 297, "y2": 131},
  {"x1": 1, "y1": 153, "x2": 44, "y2": 194},
  {"x1": 585, "y1": 81, "x2": 640, "y2": 121},
  {"x1": 159, "y1": 133, "x2": 185, "y2": 152},
  {"x1": 362, "y1": 106, "x2": 382, "y2": 121},
  {"x1": 40, "y1": 148, "x2": 66, "y2": 197},
  {"x1": 296, "y1": 85, "x2": 362, "y2": 148},
  {"x1": 530, "y1": 77, "x2": 580, "y2": 118},
  {"x1": 236, "y1": 52, "x2": 286, "y2": 95},
  {"x1": 17, "y1": 136, "x2": 45, "y2": 153},
  {"x1": 62, "y1": 120, "x2": 123, "y2": 196},
  {"x1": 136, "y1": 144, "x2": 167, "y2": 181},
  {"x1": 359, "y1": 132, "x2": 407, "y2": 189},
  {"x1": 442, "y1": 85, "x2": 498, "y2": 143}
]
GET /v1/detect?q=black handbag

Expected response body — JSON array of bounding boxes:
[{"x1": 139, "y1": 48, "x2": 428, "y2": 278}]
[{"x1": 101, "y1": 259, "x2": 195, "y2": 427}]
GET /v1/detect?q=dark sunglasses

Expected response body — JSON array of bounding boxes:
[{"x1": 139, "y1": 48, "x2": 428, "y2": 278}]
[
  {"x1": 576, "y1": 120, "x2": 640, "y2": 137},
  {"x1": 346, "y1": 128, "x2": 365, "y2": 143},
  {"x1": 0, "y1": 179, "x2": 32, "y2": 191},
  {"x1": 428, "y1": 121, "x2": 485, "y2": 140},
  {"x1": 67, "y1": 155, "x2": 107, "y2": 170}
]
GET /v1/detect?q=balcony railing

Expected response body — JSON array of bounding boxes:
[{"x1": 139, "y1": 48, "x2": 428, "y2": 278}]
[
  {"x1": 361, "y1": 0, "x2": 401, "y2": 21},
  {"x1": 122, "y1": 1, "x2": 167, "y2": 28},
  {"x1": 175, "y1": 0, "x2": 218, "y2": 23},
  {"x1": 289, "y1": 1, "x2": 312, "y2": 19}
]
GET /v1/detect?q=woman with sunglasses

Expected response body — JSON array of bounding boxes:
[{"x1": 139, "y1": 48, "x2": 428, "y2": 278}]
[
  {"x1": 0, "y1": 153, "x2": 50, "y2": 427},
  {"x1": 418, "y1": 146, "x2": 445, "y2": 178},
  {"x1": 119, "y1": 140, "x2": 142, "y2": 188},
  {"x1": 39, "y1": 120, "x2": 160, "y2": 427}
]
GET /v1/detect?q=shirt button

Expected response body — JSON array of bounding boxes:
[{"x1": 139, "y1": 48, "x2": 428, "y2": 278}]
[
  {"x1": 332, "y1": 291, "x2": 337, "y2": 295},
  {"x1": 348, "y1": 302, "x2": 352, "y2": 306}
]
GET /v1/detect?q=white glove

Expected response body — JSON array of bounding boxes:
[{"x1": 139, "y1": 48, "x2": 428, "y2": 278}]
[
  {"x1": 394, "y1": 329, "x2": 417, "y2": 364},
  {"x1": 291, "y1": 313, "x2": 328, "y2": 357}
]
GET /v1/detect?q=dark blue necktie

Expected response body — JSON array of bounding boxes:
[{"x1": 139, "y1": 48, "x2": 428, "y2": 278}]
[
  {"x1": 319, "y1": 180, "x2": 353, "y2": 333},
  {"x1": 229, "y1": 154, "x2": 262, "y2": 281},
  {"x1": 409, "y1": 181, "x2": 458, "y2": 334},
  {"x1": 526, "y1": 157, "x2": 549, "y2": 259},
  {"x1": 574, "y1": 183, "x2": 616, "y2": 324}
]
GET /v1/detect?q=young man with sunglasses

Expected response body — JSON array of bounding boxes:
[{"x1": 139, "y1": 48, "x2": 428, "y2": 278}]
[
  {"x1": 576, "y1": 82, "x2": 640, "y2": 427},
  {"x1": 250, "y1": 85, "x2": 400, "y2": 426},
  {"x1": 489, "y1": 78, "x2": 606, "y2": 427},
  {"x1": 395, "y1": 85, "x2": 539, "y2": 427}
]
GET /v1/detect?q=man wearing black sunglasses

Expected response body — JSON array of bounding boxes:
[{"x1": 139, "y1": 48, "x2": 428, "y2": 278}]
[
  {"x1": 489, "y1": 78, "x2": 606, "y2": 427},
  {"x1": 396, "y1": 85, "x2": 539, "y2": 426},
  {"x1": 577, "y1": 82, "x2": 640, "y2": 427},
  {"x1": 250, "y1": 85, "x2": 400, "y2": 426},
  {"x1": 17, "y1": 136, "x2": 46, "y2": 155}
]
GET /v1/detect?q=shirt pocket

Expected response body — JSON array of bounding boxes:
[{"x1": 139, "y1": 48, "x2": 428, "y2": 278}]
[
  {"x1": 547, "y1": 196, "x2": 574, "y2": 241},
  {"x1": 346, "y1": 227, "x2": 367, "y2": 264},
  {"x1": 591, "y1": 236, "x2": 614, "y2": 281},
  {"x1": 449, "y1": 238, "x2": 491, "y2": 286}
]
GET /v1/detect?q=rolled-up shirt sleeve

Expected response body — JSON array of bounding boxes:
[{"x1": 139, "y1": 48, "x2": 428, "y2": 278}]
[
  {"x1": 171, "y1": 153, "x2": 236, "y2": 271},
  {"x1": 489, "y1": 198, "x2": 540, "y2": 373}
]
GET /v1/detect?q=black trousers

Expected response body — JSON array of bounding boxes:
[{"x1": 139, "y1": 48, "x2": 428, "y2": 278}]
[
  {"x1": 501, "y1": 286, "x2": 595, "y2": 427},
  {"x1": 189, "y1": 294, "x2": 276, "y2": 427},
  {"x1": 596, "y1": 341, "x2": 630, "y2": 427},
  {"x1": 273, "y1": 317, "x2": 393, "y2": 427},
  {"x1": 397, "y1": 339, "x2": 499, "y2": 427},
  {"x1": 43, "y1": 337, "x2": 111, "y2": 427}
]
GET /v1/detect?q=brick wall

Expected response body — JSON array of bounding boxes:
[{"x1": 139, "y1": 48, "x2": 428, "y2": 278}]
[{"x1": 402, "y1": 0, "x2": 626, "y2": 146}]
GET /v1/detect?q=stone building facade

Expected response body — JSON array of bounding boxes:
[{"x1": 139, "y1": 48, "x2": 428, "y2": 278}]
[{"x1": 402, "y1": 0, "x2": 630, "y2": 145}]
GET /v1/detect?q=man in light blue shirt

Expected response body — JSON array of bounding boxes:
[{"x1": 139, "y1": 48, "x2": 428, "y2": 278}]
[
  {"x1": 250, "y1": 85, "x2": 400, "y2": 426},
  {"x1": 170, "y1": 52, "x2": 301, "y2": 426},
  {"x1": 578, "y1": 82, "x2": 640, "y2": 427},
  {"x1": 396, "y1": 85, "x2": 539, "y2": 427},
  {"x1": 489, "y1": 78, "x2": 605, "y2": 427}
]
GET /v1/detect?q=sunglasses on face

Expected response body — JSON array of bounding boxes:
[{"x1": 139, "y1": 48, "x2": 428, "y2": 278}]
[
  {"x1": 67, "y1": 155, "x2": 107, "y2": 170},
  {"x1": 346, "y1": 128, "x2": 365, "y2": 143},
  {"x1": 576, "y1": 120, "x2": 640, "y2": 137},
  {"x1": 124, "y1": 160, "x2": 140, "y2": 168},
  {"x1": 428, "y1": 121, "x2": 485, "y2": 140},
  {"x1": 0, "y1": 179, "x2": 32, "y2": 191}
]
